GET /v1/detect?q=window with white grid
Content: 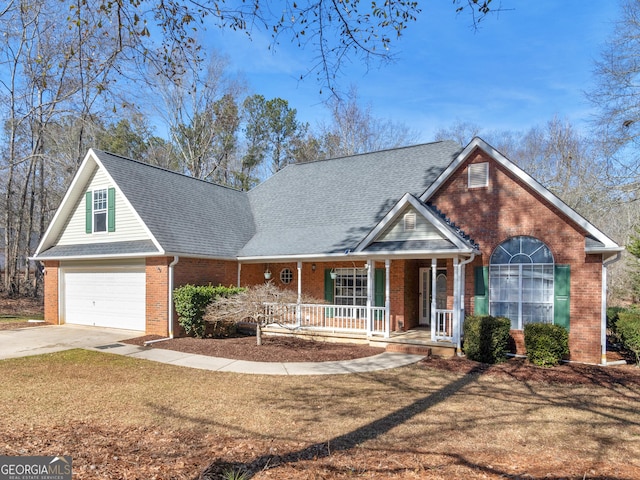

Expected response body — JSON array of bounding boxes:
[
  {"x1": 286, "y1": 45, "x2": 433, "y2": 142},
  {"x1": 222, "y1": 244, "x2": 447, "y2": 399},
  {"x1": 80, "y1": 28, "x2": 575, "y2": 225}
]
[
  {"x1": 93, "y1": 189, "x2": 108, "y2": 232},
  {"x1": 489, "y1": 236, "x2": 554, "y2": 329},
  {"x1": 334, "y1": 268, "x2": 368, "y2": 306}
]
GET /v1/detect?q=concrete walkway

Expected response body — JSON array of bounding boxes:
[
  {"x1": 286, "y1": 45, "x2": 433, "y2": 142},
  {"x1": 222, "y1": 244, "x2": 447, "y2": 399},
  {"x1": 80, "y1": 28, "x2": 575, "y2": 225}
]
[{"x1": 0, "y1": 324, "x2": 425, "y2": 375}]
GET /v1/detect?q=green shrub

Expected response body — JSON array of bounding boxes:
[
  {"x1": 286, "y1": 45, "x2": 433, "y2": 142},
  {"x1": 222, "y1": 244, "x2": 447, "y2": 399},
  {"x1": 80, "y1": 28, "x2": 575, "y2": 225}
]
[
  {"x1": 463, "y1": 315, "x2": 512, "y2": 364},
  {"x1": 616, "y1": 310, "x2": 640, "y2": 366},
  {"x1": 607, "y1": 306, "x2": 628, "y2": 333},
  {"x1": 524, "y1": 323, "x2": 569, "y2": 367},
  {"x1": 174, "y1": 284, "x2": 245, "y2": 338},
  {"x1": 174, "y1": 285, "x2": 215, "y2": 338}
]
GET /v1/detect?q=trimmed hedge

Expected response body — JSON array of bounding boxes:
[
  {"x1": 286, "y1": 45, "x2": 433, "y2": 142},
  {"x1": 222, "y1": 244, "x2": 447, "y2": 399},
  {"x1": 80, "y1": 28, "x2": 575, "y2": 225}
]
[
  {"x1": 524, "y1": 323, "x2": 569, "y2": 367},
  {"x1": 616, "y1": 310, "x2": 640, "y2": 366},
  {"x1": 463, "y1": 315, "x2": 511, "y2": 364},
  {"x1": 174, "y1": 284, "x2": 244, "y2": 338}
]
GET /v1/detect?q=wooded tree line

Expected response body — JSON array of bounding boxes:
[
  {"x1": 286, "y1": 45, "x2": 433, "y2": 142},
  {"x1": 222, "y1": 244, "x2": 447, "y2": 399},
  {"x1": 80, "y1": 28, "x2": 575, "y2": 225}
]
[{"x1": 1, "y1": 0, "x2": 639, "y2": 303}]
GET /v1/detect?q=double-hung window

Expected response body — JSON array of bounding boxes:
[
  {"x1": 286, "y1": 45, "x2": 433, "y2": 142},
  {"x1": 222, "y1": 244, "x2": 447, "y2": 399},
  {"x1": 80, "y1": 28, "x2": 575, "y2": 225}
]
[
  {"x1": 334, "y1": 268, "x2": 368, "y2": 307},
  {"x1": 93, "y1": 189, "x2": 108, "y2": 233},
  {"x1": 489, "y1": 236, "x2": 554, "y2": 329}
]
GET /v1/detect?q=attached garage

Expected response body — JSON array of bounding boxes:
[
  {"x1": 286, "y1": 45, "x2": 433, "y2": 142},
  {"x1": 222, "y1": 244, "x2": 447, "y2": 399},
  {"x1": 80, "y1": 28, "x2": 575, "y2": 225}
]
[{"x1": 60, "y1": 261, "x2": 146, "y2": 331}]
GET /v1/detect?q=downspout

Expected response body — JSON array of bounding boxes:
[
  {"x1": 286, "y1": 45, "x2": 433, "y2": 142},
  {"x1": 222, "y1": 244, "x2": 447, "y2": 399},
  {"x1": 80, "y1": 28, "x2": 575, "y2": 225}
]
[
  {"x1": 601, "y1": 252, "x2": 621, "y2": 365},
  {"x1": 456, "y1": 253, "x2": 476, "y2": 355},
  {"x1": 144, "y1": 256, "x2": 179, "y2": 346},
  {"x1": 168, "y1": 256, "x2": 180, "y2": 338}
]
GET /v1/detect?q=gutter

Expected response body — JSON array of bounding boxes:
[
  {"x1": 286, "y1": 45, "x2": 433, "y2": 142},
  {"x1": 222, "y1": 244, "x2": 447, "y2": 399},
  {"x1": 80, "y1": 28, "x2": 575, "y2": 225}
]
[
  {"x1": 144, "y1": 256, "x2": 180, "y2": 346},
  {"x1": 601, "y1": 252, "x2": 622, "y2": 365}
]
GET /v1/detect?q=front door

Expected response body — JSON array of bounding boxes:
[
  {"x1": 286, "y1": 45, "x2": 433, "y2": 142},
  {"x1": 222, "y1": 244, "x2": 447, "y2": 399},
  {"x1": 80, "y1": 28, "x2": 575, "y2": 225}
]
[{"x1": 419, "y1": 267, "x2": 447, "y2": 326}]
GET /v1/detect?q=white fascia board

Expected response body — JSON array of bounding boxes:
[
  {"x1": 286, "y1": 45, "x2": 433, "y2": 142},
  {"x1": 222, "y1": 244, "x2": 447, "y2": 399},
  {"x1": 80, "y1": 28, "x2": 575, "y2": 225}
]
[
  {"x1": 420, "y1": 137, "x2": 620, "y2": 250},
  {"x1": 354, "y1": 193, "x2": 477, "y2": 253},
  {"x1": 585, "y1": 246, "x2": 625, "y2": 255},
  {"x1": 34, "y1": 151, "x2": 97, "y2": 256},
  {"x1": 90, "y1": 150, "x2": 165, "y2": 255}
]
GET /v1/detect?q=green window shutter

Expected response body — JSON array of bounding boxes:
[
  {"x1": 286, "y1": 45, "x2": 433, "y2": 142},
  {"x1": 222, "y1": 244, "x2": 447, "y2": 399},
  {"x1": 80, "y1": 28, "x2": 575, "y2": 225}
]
[
  {"x1": 85, "y1": 191, "x2": 92, "y2": 234},
  {"x1": 107, "y1": 187, "x2": 116, "y2": 232},
  {"x1": 324, "y1": 269, "x2": 334, "y2": 318},
  {"x1": 554, "y1": 265, "x2": 570, "y2": 330},
  {"x1": 474, "y1": 266, "x2": 489, "y2": 315},
  {"x1": 324, "y1": 269, "x2": 334, "y2": 303},
  {"x1": 374, "y1": 268, "x2": 385, "y2": 307}
]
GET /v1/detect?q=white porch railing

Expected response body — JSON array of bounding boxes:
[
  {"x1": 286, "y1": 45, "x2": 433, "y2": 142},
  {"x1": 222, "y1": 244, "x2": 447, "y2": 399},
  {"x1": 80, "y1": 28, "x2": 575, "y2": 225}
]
[
  {"x1": 264, "y1": 303, "x2": 388, "y2": 337},
  {"x1": 433, "y1": 309, "x2": 454, "y2": 342}
]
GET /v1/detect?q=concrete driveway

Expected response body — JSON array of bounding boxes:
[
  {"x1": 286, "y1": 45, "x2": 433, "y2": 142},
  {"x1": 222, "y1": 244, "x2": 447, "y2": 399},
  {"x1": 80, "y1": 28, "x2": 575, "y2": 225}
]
[{"x1": 0, "y1": 324, "x2": 144, "y2": 360}]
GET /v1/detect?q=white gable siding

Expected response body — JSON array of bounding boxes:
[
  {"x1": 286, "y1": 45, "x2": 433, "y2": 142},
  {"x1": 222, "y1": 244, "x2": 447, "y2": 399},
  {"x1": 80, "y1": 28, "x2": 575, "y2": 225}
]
[
  {"x1": 377, "y1": 206, "x2": 446, "y2": 242},
  {"x1": 56, "y1": 167, "x2": 150, "y2": 245}
]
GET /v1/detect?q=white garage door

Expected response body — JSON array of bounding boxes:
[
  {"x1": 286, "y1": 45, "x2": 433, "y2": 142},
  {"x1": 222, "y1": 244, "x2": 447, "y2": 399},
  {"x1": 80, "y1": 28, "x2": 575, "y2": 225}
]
[{"x1": 62, "y1": 264, "x2": 146, "y2": 331}]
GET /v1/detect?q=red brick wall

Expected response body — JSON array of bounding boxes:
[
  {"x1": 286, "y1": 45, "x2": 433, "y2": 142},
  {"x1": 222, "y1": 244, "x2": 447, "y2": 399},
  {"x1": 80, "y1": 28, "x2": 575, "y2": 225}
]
[
  {"x1": 146, "y1": 257, "x2": 170, "y2": 336},
  {"x1": 43, "y1": 261, "x2": 59, "y2": 325},
  {"x1": 148, "y1": 257, "x2": 240, "y2": 337},
  {"x1": 174, "y1": 258, "x2": 238, "y2": 287},
  {"x1": 430, "y1": 147, "x2": 603, "y2": 363}
]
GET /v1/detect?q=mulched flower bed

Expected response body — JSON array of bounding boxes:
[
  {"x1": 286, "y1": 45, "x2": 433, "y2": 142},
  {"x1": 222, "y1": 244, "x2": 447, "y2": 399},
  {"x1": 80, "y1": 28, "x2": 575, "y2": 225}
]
[{"x1": 123, "y1": 334, "x2": 385, "y2": 362}]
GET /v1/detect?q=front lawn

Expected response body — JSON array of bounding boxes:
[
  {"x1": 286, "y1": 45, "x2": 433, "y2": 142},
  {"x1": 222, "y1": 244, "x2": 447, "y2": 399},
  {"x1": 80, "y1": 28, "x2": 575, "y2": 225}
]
[{"x1": 0, "y1": 350, "x2": 638, "y2": 479}]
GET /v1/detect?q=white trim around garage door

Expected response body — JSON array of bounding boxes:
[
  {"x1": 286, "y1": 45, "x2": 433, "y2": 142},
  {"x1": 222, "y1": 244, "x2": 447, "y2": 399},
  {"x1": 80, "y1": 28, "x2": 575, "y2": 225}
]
[{"x1": 60, "y1": 259, "x2": 146, "y2": 331}]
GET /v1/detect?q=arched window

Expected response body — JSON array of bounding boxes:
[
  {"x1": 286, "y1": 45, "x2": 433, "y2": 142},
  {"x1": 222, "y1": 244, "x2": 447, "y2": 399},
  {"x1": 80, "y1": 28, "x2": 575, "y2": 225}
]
[{"x1": 489, "y1": 236, "x2": 554, "y2": 329}]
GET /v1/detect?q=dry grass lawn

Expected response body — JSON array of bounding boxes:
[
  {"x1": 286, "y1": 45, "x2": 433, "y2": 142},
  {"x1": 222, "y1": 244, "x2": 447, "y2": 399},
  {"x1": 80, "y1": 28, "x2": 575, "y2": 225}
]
[{"x1": 0, "y1": 349, "x2": 639, "y2": 479}]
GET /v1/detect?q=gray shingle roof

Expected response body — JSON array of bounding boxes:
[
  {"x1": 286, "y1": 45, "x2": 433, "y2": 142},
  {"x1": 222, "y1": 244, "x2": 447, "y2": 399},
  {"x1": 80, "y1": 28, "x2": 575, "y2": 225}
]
[
  {"x1": 37, "y1": 240, "x2": 158, "y2": 258},
  {"x1": 94, "y1": 151, "x2": 255, "y2": 258},
  {"x1": 240, "y1": 141, "x2": 463, "y2": 257}
]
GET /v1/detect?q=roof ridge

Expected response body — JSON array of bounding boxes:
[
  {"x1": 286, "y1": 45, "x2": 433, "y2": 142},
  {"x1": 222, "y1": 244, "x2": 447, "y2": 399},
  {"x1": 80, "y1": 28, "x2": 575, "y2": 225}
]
[
  {"x1": 291, "y1": 140, "x2": 460, "y2": 166},
  {"x1": 92, "y1": 149, "x2": 246, "y2": 194}
]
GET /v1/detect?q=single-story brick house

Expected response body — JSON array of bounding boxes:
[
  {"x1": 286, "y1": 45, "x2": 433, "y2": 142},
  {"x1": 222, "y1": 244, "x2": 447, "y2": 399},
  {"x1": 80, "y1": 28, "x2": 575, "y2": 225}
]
[{"x1": 33, "y1": 137, "x2": 622, "y2": 364}]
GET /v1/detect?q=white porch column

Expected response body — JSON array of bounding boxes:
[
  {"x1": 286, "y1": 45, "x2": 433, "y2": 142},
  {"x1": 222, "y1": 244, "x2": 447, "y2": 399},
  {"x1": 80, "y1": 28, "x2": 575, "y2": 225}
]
[
  {"x1": 366, "y1": 259, "x2": 373, "y2": 337},
  {"x1": 296, "y1": 261, "x2": 302, "y2": 326},
  {"x1": 453, "y1": 257, "x2": 462, "y2": 355},
  {"x1": 430, "y1": 258, "x2": 437, "y2": 341},
  {"x1": 385, "y1": 259, "x2": 391, "y2": 338}
]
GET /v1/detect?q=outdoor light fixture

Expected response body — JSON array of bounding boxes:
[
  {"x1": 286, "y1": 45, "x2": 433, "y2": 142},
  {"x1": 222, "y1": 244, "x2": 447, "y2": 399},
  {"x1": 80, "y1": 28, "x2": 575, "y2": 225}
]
[
  {"x1": 264, "y1": 264, "x2": 271, "y2": 280},
  {"x1": 312, "y1": 263, "x2": 316, "y2": 272}
]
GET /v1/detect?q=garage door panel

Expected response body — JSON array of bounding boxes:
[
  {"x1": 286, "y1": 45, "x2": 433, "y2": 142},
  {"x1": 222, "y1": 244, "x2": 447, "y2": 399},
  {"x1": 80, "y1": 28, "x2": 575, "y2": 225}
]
[{"x1": 63, "y1": 267, "x2": 146, "y2": 331}]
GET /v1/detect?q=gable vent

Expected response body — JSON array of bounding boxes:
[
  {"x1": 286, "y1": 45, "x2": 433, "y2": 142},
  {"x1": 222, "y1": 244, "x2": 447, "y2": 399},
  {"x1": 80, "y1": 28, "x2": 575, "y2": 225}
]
[
  {"x1": 403, "y1": 212, "x2": 416, "y2": 232},
  {"x1": 468, "y1": 162, "x2": 489, "y2": 188}
]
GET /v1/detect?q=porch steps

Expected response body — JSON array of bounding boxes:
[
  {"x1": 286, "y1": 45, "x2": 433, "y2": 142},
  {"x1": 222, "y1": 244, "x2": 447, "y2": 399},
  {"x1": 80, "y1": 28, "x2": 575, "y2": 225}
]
[{"x1": 384, "y1": 343, "x2": 432, "y2": 356}]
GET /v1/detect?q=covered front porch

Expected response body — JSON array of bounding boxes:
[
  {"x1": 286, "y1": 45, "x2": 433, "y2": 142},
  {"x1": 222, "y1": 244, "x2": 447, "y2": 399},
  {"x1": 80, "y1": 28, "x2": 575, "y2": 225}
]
[{"x1": 239, "y1": 255, "x2": 475, "y2": 354}]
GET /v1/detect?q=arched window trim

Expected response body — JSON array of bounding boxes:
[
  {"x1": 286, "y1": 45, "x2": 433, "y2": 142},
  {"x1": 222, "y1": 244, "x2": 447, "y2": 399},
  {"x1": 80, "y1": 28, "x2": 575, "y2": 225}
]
[{"x1": 489, "y1": 236, "x2": 555, "y2": 329}]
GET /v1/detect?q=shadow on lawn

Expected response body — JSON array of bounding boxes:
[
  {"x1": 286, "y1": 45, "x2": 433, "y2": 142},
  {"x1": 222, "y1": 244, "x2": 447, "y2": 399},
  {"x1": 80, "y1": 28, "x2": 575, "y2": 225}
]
[
  {"x1": 198, "y1": 366, "x2": 482, "y2": 479},
  {"x1": 197, "y1": 361, "x2": 639, "y2": 480}
]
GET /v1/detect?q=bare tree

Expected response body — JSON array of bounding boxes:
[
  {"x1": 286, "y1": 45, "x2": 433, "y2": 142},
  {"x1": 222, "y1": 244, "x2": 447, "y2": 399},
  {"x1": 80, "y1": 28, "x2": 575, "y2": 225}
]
[
  {"x1": 154, "y1": 53, "x2": 245, "y2": 182},
  {"x1": 589, "y1": 0, "x2": 640, "y2": 193},
  {"x1": 204, "y1": 283, "x2": 322, "y2": 345},
  {"x1": 0, "y1": 0, "x2": 135, "y2": 294},
  {"x1": 317, "y1": 85, "x2": 419, "y2": 158},
  {"x1": 68, "y1": 0, "x2": 502, "y2": 92}
]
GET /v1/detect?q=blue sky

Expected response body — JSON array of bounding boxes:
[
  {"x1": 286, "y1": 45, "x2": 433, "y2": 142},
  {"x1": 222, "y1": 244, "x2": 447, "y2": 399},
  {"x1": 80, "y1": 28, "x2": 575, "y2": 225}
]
[{"x1": 206, "y1": 1, "x2": 620, "y2": 142}]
